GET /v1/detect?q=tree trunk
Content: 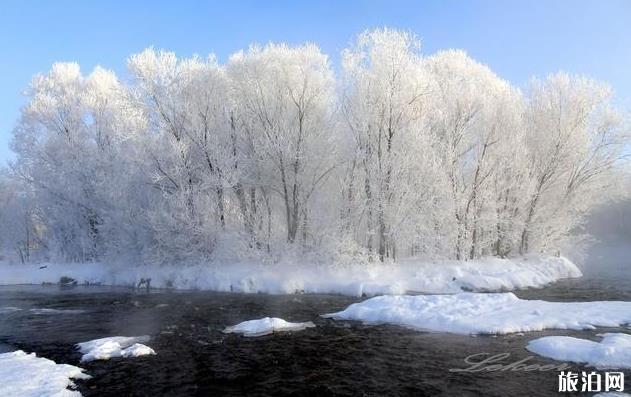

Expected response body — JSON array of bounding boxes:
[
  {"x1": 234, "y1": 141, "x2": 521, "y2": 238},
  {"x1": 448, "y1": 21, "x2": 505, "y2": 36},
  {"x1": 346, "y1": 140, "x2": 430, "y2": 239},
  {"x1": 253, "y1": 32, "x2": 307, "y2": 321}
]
[
  {"x1": 233, "y1": 183, "x2": 255, "y2": 243},
  {"x1": 520, "y1": 190, "x2": 541, "y2": 254},
  {"x1": 378, "y1": 206, "x2": 387, "y2": 261},
  {"x1": 279, "y1": 158, "x2": 295, "y2": 243},
  {"x1": 364, "y1": 174, "x2": 374, "y2": 253},
  {"x1": 216, "y1": 187, "x2": 225, "y2": 229}
]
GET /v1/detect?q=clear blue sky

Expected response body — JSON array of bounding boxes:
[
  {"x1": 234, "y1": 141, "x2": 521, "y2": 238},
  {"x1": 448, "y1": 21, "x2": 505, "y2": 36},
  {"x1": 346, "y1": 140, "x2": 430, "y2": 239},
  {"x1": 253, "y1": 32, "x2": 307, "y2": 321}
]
[{"x1": 1, "y1": 0, "x2": 630, "y2": 164}]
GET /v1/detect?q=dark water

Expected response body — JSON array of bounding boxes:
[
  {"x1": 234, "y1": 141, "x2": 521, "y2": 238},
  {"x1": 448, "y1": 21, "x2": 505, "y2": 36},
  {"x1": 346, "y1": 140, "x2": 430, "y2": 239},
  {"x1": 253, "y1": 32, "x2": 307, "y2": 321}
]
[{"x1": 0, "y1": 274, "x2": 629, "y2": 396}]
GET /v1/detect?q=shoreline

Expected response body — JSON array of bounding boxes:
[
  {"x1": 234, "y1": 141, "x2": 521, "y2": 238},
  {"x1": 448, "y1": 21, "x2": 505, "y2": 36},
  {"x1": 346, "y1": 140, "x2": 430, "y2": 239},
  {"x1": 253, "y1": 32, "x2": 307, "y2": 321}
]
[{"x1": 0, "y1": 255, "x2": 582, "y2": 297}]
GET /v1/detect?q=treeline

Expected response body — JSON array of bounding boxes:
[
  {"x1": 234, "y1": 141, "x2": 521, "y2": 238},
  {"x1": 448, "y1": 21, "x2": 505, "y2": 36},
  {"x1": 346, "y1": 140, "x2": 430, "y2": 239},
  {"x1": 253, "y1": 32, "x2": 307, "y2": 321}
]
[{"x1": 0, "y1": 28, "x2": 628, "y2": 265}]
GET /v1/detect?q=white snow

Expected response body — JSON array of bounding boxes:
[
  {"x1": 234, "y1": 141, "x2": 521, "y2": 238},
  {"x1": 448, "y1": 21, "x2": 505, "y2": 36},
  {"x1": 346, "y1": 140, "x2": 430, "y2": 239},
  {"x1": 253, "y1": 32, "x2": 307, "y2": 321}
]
[
  {"x1": 0, "y1": 350, "x2": 90, "y2": 397},
  {"x1": 224, "y1": 317, "x2": 316, "y2": 337},
  {"x1": 119, "y1": 343, "x2": 157, "y2": 358},
  {"x1": 0, "y1": 255, "x2": 581, "y2": 297},
  {"x1": 527, "y1": 333, "x2": 631, "y2": 369},
  {"x1": 77, "y1": 336, "x2": 155, "y2": 362},
  {"x1": 324, "y1": 292, "x2": 631, "y2": 335}
]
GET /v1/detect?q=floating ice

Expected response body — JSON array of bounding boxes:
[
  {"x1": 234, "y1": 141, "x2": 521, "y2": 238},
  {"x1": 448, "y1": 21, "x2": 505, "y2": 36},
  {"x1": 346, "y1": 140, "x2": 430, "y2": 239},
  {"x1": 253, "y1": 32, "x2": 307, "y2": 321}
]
[
  {"x1": 77, "y1": 336, "x2": 155, "y2": 362},
  {"x1": 527, "y1": 333, "x2": 631, "y2": 369},
  {"x1": 324, "y1": 292, "x2": 631, "y2": 335},
  {"x1": 120, "y1": 343, "x2": 156, "y2": 358},
  {"x1": 224, "y1": 317, "x2": 316, "y2": 337}
]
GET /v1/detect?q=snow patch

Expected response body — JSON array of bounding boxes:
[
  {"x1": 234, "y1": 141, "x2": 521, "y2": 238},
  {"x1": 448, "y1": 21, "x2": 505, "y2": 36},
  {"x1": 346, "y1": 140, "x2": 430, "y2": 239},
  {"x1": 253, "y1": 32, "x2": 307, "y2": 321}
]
[
  {"x1": 527, "y1": 333, "x2": 631, "y2": 369},
  {"x1": 77, "y1": 336, "x2": 155, "y2": 362},
  {"x1": 324, "y1": 292, "x2": 631, "y2": 334},
  {"x1": 0, "y1": 350, "x2": 90, "y2": 397},
  {"x1": 0, "y1": 255, "x2": 581, "y2": 297},
  {"x1": 224, "y1": 317, "x2": 315, "y2": 337}
]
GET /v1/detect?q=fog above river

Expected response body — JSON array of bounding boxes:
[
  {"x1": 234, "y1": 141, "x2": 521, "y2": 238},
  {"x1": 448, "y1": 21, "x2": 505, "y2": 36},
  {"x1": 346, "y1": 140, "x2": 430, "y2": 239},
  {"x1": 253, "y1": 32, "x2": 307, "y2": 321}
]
[{"x1": 579, "y1": 197, "x2": 631, "y2": 278}]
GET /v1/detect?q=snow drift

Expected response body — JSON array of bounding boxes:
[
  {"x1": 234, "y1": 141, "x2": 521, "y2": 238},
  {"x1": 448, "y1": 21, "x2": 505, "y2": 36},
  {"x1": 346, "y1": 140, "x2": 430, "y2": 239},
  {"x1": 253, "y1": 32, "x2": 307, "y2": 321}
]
[
  {"x1": 0, "y1": 255, "x2": 581, "y2": 297},
  {"x1": 0, "y1": 350, "x2": 90, "y2": 397},
  {"x1": 324, "y1": 292, "x2": 631, "y2": 334}
]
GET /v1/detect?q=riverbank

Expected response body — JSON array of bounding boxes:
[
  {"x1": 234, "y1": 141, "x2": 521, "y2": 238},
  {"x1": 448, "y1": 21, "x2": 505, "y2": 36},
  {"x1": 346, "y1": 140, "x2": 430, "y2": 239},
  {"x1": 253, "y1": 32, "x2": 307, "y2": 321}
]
[{"x1": 0, "y1": 255, "x2": 581, "y2": 296}]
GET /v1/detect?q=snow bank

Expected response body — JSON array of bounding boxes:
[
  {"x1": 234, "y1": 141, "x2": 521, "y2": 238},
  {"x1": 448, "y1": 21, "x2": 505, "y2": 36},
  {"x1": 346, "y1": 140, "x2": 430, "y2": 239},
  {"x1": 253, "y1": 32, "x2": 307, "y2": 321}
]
[
  {"x1": 77, "y1": 336, "x2": 155, "y2": 362},
  {"x1": 324, "y1": 292, "x2": 631, "y2": 334},
  {"x1": 0, "y1": 255, "x2": 581, "y2": 297},
  {"x1": 0, "y1": 350, "x2": 90, "y2": 397},
  {"x1": 527, "y1": 333, "x2": 631, "y2": 369},
  {"x1": 224, "y1": 317, "x2": 315, "y2": 337}
]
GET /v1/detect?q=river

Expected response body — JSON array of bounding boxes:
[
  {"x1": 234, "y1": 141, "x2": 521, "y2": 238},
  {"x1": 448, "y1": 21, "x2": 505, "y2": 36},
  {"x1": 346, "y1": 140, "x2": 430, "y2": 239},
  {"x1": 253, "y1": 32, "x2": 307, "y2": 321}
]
[{"x1": 0, "y1": 263, "x2": 629, "y2": 396}]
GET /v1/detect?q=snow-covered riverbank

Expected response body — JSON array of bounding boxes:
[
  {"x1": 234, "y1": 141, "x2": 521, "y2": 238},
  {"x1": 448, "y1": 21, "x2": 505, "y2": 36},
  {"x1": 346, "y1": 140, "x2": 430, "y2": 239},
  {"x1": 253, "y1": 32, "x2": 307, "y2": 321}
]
[
  {"x1": 0, "y1": 350, "x2": 89, "y2": 396},
  {"x1": 0, "y1": 255, "x2": 581, "y2": 296}
]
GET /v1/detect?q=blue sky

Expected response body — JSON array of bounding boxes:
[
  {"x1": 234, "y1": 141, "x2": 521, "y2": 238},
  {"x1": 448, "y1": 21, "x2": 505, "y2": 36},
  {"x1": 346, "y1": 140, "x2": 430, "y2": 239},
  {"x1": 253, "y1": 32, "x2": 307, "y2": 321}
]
[{"x1": 1, "y1": 0, "x2": 630, "y2": 164}]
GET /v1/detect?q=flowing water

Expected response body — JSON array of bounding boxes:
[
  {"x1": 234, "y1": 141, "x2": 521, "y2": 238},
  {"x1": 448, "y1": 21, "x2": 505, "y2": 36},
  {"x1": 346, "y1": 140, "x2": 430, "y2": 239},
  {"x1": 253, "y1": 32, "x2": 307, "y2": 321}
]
[{"x1": 0, "y1": 263, "x2": 629, "y2": 396}]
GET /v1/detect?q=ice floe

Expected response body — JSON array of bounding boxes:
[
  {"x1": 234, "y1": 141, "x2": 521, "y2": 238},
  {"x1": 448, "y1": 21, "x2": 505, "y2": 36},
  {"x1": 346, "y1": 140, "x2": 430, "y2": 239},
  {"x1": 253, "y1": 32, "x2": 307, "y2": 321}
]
[
  {"x1": 324, "y1": 292, "x2": 631, "y2": 334},
  {"x1": 119, "y1": 343, "x2": 156, "y2": 358},
  {"x1": 527, "y1": 333, "x2": 631, "y2": 369},
  {"x1": 0, "y1": 307, "x2": 21, "y2": 314},
  {"x1": 0, "y1": 350, "x2": 90, "y2": 397},
  {"x1": 224, "y1": 317, "x2": 316, "y2": 337},
  {"x1": 77, "y1": 336, "x2": 155, "y2": 362}
]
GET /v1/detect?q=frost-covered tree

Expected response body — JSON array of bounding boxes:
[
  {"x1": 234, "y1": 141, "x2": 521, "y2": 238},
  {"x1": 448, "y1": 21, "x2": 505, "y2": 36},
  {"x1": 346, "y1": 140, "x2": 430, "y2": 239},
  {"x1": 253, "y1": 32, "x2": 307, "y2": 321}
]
[
  {"x1": 5, "y1": 29, "x2": 628, "y2": 265},
  {"x1": 11, "y1": 63, "x2": 146, "y2": 262},
  {"x1": 341, "y1": 28, "x2": 433, "y2": 261},
  {"x1": 128, "y1": 49, "x2": 231, "y2": 263},
  {"x1": 425, "y1": 50, "x2": 526, "y2": 259},
  {"x1": 0, "y1": 171, "x2": 41, "y2": 263},
  {"x1": 519, "y1": 73, "x2": 628, "y2": 253},
  {"x1": 228, "y1": 43, "x2": 337, "y2": 246}
]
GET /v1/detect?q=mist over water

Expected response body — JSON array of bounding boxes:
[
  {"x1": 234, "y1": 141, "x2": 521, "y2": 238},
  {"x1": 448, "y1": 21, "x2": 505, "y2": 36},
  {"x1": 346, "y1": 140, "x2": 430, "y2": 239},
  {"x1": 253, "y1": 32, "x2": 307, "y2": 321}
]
[{"x1": 576, "y1": 198, "x2": 631, "y2": 280}]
